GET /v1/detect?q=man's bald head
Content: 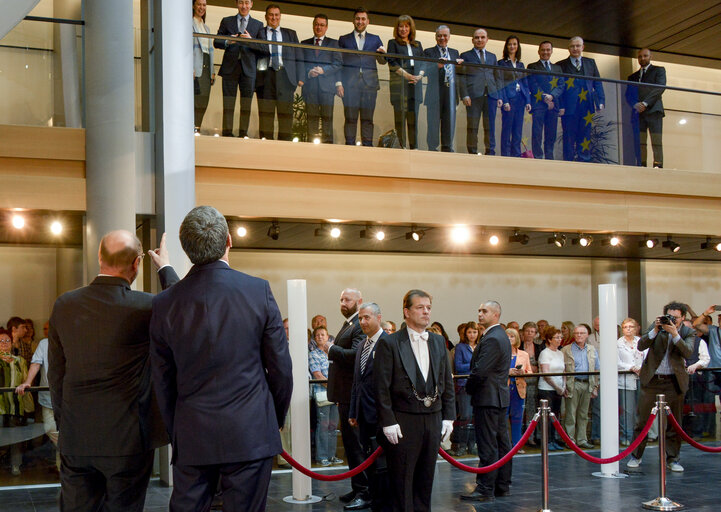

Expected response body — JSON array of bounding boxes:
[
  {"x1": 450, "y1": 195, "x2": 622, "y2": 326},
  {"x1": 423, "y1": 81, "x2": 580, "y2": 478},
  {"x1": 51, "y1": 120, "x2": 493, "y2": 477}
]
[
  {"x1": 340, "y1": 288, "x2": 363, "y2": 318},
  {"x1": 99, "y1": 230, "x2": 142, "y2": 272}
]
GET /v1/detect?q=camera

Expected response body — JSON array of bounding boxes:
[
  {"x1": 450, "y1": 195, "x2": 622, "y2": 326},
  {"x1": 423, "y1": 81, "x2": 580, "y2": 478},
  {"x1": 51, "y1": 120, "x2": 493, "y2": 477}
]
[{"x1": 657, "y1": 314, "x2": 675, "y2": 326}]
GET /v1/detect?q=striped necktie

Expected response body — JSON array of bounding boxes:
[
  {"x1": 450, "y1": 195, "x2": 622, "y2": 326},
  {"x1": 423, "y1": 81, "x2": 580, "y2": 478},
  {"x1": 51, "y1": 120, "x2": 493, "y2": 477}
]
[{"x1": 360, "y1": 337, "x2": 373, "y2": 373}]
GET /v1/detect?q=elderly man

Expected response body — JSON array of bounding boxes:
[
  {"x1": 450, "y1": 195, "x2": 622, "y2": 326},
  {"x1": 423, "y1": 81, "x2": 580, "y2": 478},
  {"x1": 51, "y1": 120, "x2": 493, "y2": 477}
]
[
  {"x1": 561, "y1": 324, "x2": 599, "y2": 449},
  {"x1": 424, "y1": 25, "x2": 461, "y2": 152}
]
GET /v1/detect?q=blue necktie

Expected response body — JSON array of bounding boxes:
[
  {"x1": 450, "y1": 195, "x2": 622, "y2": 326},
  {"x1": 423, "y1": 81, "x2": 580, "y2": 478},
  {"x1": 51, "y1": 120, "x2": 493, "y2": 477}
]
[{"x1": 271, "y1": 29, "x2": 280, "y2": 70}]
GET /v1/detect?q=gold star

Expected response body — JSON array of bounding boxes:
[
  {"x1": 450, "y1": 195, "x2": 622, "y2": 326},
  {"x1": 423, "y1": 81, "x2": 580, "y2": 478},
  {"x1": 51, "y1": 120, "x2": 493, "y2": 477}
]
[
  {"x1": 580, "y1": 138, "x2": 590, "y2": 152},
  {"x1": 566, "y1": 77, "x2": 575, "y2": 89},
  {"x1": 535, "y1": 88, "x2": 543, "y2": 102},
  {"x1": 578, "y1": 89, "x2": 588, "y2": 102},
  {"x1": 583, "y1": 110, "x2": 594, "y2": 126},
  {"x1": 549, "y1": 77, "x2": 559, "y2": 89}
]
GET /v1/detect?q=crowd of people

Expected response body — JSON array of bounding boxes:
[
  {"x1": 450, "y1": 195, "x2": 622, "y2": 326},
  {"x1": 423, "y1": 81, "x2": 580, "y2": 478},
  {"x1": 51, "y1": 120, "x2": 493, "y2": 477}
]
[{"x1": 193, "y1": 1, "x2": 666, "y2": 166}]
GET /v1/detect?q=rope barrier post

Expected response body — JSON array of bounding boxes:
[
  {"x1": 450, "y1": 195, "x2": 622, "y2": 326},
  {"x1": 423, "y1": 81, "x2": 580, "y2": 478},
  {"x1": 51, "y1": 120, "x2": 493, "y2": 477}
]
[
  {"x1": 538, "y1": 399, "x2": 552, "y2": 512},
  {"x1": 642, "y1": 394, "x2": 684, "y2": 511}
]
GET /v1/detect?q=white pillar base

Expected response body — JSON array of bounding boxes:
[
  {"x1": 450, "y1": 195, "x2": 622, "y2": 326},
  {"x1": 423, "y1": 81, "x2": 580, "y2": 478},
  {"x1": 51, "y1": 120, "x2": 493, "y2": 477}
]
[
  {"x1": 283, "y1": 495, "x2": 322, "y2": 504},
  {"x1": 592, "y1": 470, "x2": 628, "y2": 479}
]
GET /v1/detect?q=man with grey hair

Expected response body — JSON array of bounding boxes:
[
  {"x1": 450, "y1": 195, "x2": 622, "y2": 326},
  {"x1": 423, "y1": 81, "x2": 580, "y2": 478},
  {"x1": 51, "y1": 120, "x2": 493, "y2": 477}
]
[
  {"x1": 424, "y1": 25, "x2": 461, "y2": 152},
  {"x1": 150, "y1": 205, "x2": 292, "y2": 512}
]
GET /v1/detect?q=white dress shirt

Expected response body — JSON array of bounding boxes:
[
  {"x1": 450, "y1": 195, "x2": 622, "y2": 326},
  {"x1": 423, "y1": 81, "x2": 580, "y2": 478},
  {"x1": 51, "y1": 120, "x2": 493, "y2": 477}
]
[
  {"x1": 354, "y1": 30, "x2": 365, "y2": 50},
  {"x1": 407, "y1": 326, "x2": 430, "y2": 380},
  {"x1": 617, "y1": 336, "x2": 643, "y2": 390}
]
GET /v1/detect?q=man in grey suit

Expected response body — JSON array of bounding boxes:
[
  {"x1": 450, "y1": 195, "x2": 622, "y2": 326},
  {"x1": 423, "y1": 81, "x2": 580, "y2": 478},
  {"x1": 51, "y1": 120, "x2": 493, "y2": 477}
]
[{"x1": 627, "y1": 48, "x2": 666, "y2": 168}]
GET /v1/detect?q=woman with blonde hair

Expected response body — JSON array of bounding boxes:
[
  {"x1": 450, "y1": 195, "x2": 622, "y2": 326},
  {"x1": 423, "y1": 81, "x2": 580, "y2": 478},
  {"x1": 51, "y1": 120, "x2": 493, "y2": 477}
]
[
  {"x1": 506, "y1": 328, "x2": 532, "y2": 448},
  {"x1": 561, "y1": 320, "x2": 575, "y2": 347},
  {"x1": 617, "y1": 317, "x2": 642, "y2": 445}
]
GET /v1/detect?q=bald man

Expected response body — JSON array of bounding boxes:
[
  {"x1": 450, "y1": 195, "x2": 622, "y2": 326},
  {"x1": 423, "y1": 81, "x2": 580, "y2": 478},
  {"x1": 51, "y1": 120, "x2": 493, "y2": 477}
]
[{"x1": 48, "y1": 230, "x2": 178, "y2": 512}]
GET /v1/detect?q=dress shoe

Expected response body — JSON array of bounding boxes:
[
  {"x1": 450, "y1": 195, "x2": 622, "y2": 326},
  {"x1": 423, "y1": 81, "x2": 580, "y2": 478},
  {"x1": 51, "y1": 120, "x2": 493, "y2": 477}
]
[
  {"x1": 460, "y1": 489, "x2": 495, "y2": 502},
  {"x1": 340, "y1": 490, "x2": 357, "y2": 503},
  {"x1": 344, "y1": 496, "x2": 371, "y2": 510},
  {"x1": 578, "y1": 440, "x2": 595, "y2": 449},
  {"x1": 494, "y1": 490, "x2": 511, "y2": 497}
]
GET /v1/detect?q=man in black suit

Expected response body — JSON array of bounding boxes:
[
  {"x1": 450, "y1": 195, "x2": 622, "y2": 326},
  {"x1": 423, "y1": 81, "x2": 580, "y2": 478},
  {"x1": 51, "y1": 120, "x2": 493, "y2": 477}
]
[
  {"x1": 301, "y1": 14, "x2": 342, "y2": 144},
  {"x1": 374, "y1": 289, "x2": 455, "y2": 512},
  {"x1": 150, "y1": 206, "x2": 292, "y2": 512},
  {"x1": 626, "y1": 48, "x2": 666, "y2": 168},
  {"x1": 461, "y1": 300, "x2": 512, "y2": 503},
  {"x1": 320, "y1": 288, "x2": 369, "y2": 509},
  {"x1": 349, "y1": 303, "x2": 390, "y2": 512},
  {"x1": 214, "y1": 0, "x2": 264, "y2": 137},
  {"x1": 424, "y1": 25, "x2": 460, "y2": 152},
  {"x1": 48, "y1": 230, "x2": 178, "y2": 511},
  {"x1": 526, "y1": 41, "x2": 565, "y2": 159},
  {"x1": 255, "y1": 4, "x2": 305, "y2": 141}
]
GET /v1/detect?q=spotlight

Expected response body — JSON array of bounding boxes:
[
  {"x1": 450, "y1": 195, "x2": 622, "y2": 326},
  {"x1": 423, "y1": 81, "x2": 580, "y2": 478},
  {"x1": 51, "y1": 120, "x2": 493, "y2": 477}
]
[
  {"x1": 450, "y1": 225, "x2": 471, "y2": 244},
  {"x1": 489, "y1": 234, "x2": 500, "y2": 246},
  {"x1": 355, "y1": 141, "x2": 362, "y2": 146},
  {"x1": 548, "y1": 233, "x2": 566, "y2": 247},
  {"x1": 292, "y1": 137, "x2": 299, "y2": 143},
  {"x1": 12, "y1": 215, "x2": 25, "y2": 229},
  {"x1": 236, "y1": 226, "x2": 247, "y2": 237},
  {"x1": 313, "y1": 138, "x2": 321, "y2": 145},
  {"x1": 314, "y1": 223, "x2": 328, "y2": 237},
  {"x1": 639, "y1": 236, "x2": 658, "y2": 249},
  {"x1": 678, "y1": 118, "x2": 687, "y2": 126},
  {"x1": 213, "y1": 133, "x2": 220, "y2": 137},
  {"x1": 267, "y1": 221, "x2": 280, "y2": 240},
  {"x1": 362, "y1": 225, "x2": 386, "y2": 241},
  {"x1": 405, "y1": 225, "x2": 424, "y2": 241},
  {"x1": 662, "y1": 236, "x2": 681, "y2": 253},
  {"x1": 50, "y1": 221, "x2": 63, "y2": 235},
  {"x1": 572, "y1": 234, "x2": 592, "y2": 247},
  {"x1": 601, "y1": 235, "x2": 621, "y2": 247},
  {"x1": 508, "y1": 230, "x2": 530, "y2": 245},
  {"x1": 700, "y1": 237, "x2": 721, "y2": 252},
  {"x1": 330, "y1": 226, "x2": 341, "y2": 238}
]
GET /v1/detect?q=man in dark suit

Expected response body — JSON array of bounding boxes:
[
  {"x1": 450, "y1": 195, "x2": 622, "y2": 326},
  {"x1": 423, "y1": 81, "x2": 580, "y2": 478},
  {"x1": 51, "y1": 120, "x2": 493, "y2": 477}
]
[
  {"x1": 48, "y1": 230, "x2": 179, "y2": 511},
  {"x1": 255, "y1": 4, "x2": 305, "y2": 141},
  {"x1": 527, "y1": 41, "x2": 565, "y2": 159},
  {"x1": 556, "y1": 36, "x2": 605, "y2": 162},
  {"x1": 320, "y1": 288, "x2": 369, "y2": 509},
  {"x1": 301, "y1": 14, "x2": 342, "y2": 144},
  {"x1": 337, "y1": 8, "x2": 387, "y2": 146},
  {"x1": 461, "y1": 301, "x2": 512, "y2": 502},
  {"x1": 349, "y1": 303, "x2": 390, "y2": 512},
  {"x1": 626, "y1": 48, "x2": 666, "y2": 168},
  {"x1": 459, "y1": 28, "x2": 503, "y2": 155},
  {"x1": 424, "y1": 25, "x2": 460, "y2": 152},
  {"x1": 150, "y1": 206, "x2": 292, "y2": 511},
  {"x1": 214, "y1": 0, "x2": 264, "y2": 137},
  {"x1": 374, "y1": 289, "x2": 455, "y2": 512},
  {"x1": 627, "y1": 302, "x2": 695, "y2": 473}
]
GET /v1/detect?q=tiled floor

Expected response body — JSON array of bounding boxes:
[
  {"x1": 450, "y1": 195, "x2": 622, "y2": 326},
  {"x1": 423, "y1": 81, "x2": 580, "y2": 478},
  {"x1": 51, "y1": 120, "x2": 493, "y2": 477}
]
[{"x1": 2, "y1": 443, "x2": 720, "y2": 511}]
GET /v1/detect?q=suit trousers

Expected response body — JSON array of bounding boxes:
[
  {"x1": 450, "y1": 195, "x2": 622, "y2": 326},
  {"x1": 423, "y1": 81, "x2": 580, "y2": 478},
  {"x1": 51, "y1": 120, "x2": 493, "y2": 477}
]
[
  {"x1": 384, "y1": 410, "x2": 442, "y2": 512},
  {"x1": 500, "y1": 95, "x2": 526, "y2": 157},
  {"x1": 343, "y1": 78, "x2": 378, "y2": 146},
  {"x1": 221, "y1": 74, "x2": 255, "y2": 137},
  {"x1": 466, "y1": 94, "x2": 497, "y2": 154},
  {"x1": 59, "y1": 451, "x2": 154, "y2": 512},
  {"x1": 194, "y1": 53, "x2": 212, "y2": 129},
  {"x1": 473, "y1": 406, "x2": 512, "y2": 495},
  {"x1": 563, "y1": 380, "x2": 592, "y2": 443},
  {"x1": 639, "y1": 111, "x2": 663, "y2": 167},
  {"x1": 305, "y1": 86, "x2": 335, "y2": 143},
  {"x1": 338, "y1": 402, "x2": 369, "y2": 495},
  {"x1": 561, "y1": 112, "x2": 592, "y2": 162},
  {"x1": 632, "y1": 375, "x2": 684, "y2": 462},
  {"x1": 508, "y1": 384, "x2": 525, "y2": 445},
  {"x1": 257, "y1": 68, "x2": 295, "y2": 141},
  {"x1": 426, "y1": 82, "x2": 456, "y2": 152},
  {"x1": 531, "y1": 107, "x2": 558, "y2": 159},
  {"x1": 170, "y1": 456, "x2": 273, "y2": 512},
  {"x1": 358, "y1": 417, "x2": 391, "y2": 512}
]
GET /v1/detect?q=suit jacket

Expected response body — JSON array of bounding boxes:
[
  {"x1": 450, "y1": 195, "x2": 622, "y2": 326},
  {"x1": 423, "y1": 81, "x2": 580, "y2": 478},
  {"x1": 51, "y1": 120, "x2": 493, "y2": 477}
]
[
  {"x1": 626, "y1": 64, "x2": 666, "y2": 116},
  {"x1": 386, "y1": 39, "x2": 425, "y2": 108},
  {"x1": 458, "y1": 48, "x2": 501, "y2": 100},
  {"x1": 257, "y1": 26, "x2": 305, "y2": 87},
  {"x1": 214, "y1": 14, "x2": 264, "y2": 79},
  {"x1": 423, "y1": 45, "x2": 460, "y2": 106},
  {"x1": 561, "y1": 343, "x2": 599, "y2": 394},
  {"x1": 47, "y1": 267, "x2": 179, "y2": 457},
  {"x1": 349, "y1": 331, "x2": 388, "y2": 425},
  {"x1": 338, "y1": 31, "x2": 385, "y2": 89},
  {"x1": 193, "y1": 21, "x2": 214, "y2": 78},
  {"x1": 638, "y1": 323, "x2": 695, "y2": 393},
  {"x1": 149, "y1": 261, "x2": 292, "y2": 466},
  {"x1": 327, "y1": 313, "x2": 366, "y2": 403},
  {"x1": 301, "y1": 36, "x2": 342, "y2": 97},
  {"x1": 526, "y1": 60, "x2": 564, "y2": 112},
  {"x1": 374, "y1": 328, "x2": 455, "y2": 427},
  {"x1": 556, "y1": 56, "x2": 605, "y2": 115},
  {"x1": 497, "y1": 59, "x2": 531, "y2": 105},
  {"x1": 466, "y1": 325, "x2": 511, "y2": 408},
  {"x1": 510, "y1": 349, "x2": 532, "y2": 399}
]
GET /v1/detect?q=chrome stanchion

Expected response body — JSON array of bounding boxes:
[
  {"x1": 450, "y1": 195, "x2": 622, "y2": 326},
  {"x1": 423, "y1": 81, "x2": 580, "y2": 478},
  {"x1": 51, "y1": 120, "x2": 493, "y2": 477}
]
[
  {"x1": 538, "y1": 399, "x2": 552, "y2": 512},
  {"x1": 642, "y1": 394, "x2": 684, "y2": 511}
]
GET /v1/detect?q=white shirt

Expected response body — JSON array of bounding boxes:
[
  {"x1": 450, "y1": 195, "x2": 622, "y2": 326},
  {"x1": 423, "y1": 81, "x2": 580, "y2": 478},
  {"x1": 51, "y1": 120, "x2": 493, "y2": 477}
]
[
  {"x1": 538, "y1": 348, "x2": 564, "y2": 391},
  {"x1": 31, "y1": 338, "x2": 51, "y2": 409},
  {"x1": 193, "y1": 18, "x2": 211, "y2": 54},
  {"x1": 354, "y1": 30, "x2": 365, "y2": 50},
  {"x1": 695, "y1": 339, "x2": 710, "y2": 368},
  {"x1": 407, "y1": 326, "x2": 430, "y2": 380},
  {"x1": 266, "y1": 26, "x2": 284, "y2": 66},
  {"x1": 405, "y1": 43, "x2": 414, "y2": 67},
  {"x1": 648, "y1": 328, "x2": 681, "y2": 375},
  {"x1": 617, "y1": 336, "x2": 643, "y2": 390}
]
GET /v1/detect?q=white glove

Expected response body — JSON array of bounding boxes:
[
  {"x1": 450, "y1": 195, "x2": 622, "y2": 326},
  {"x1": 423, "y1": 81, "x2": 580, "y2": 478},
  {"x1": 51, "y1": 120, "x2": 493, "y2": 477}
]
[
  {"x1": 441, "y1": 420, "x2": 454, "y2": 443},
  {"x1": 383, "y1": 424, "x2": 403, "y2": 445}
]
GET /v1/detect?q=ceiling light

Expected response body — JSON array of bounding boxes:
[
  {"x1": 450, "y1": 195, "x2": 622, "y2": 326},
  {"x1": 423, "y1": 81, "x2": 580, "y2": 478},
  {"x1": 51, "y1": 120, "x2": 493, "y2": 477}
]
[
  {"x1": 267, "y1": 221, "x2": 280, "y2": 240},
  {"x1": 11, "y1": 215, "x2": 25, "y2": 229},
  {"x1": 700, "y1": 237, "x2": 721, "y2": 252},
  {"x1": 601, "y1": 235, "x2": 621, "y2": 247},
  {"x1": 678, "y1": 118, "x2": 687, "y2": 125},
  {"x1": 405, "y1": 225, "x2": 424, "y2": 241},
  {"x1": 640, "y1": 236, "x2": 658, "y2": 249},
  {"x1": 450, "y1": 225, "x2": 471, "y2": 244},
  {"x1": 292, "y1": 137, "x2": 299, "y2": 143},
  {"x1": 489, "y1": 234, "x2": 500, "y2": 246},
  {"x1": 313, "y1": 138, "x2": 321, "y2": 144},
  {"x1": 330, "y1": 226, "x2": 341, "y2": 238},
  {"x1": 662, "y1": 236, "x2": 681, "y2": 253},
  {"x1": 508, "y1": 230, "x2": 530, "y2": 245},
  {"x1": 236, "y1": 226, "x2": 247, "y2": 237},
  {"x1": 360, "y1": 225, "x2": 385, "y2": 241},
  {"x1": 50, "y1": 221, "x2": 63, "y2": 235},
  {"x1": 572, "y1": 234, "x2": 592, "y2": 247},
  {"x1": 548, "y1": 233, "x2": 566, "y2": 247}
]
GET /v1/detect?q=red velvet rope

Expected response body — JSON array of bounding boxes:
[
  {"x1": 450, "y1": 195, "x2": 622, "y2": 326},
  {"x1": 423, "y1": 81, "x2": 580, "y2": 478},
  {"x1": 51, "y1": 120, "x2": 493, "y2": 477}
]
[
  {"x1": 280, "y1": 447, "x2": 383, "y2": 481},
  {"x1": 666, "y1": 409, "x2": 721, "y2": 453},
  {"x1": 438, "y1": 419, "x2": 538, "y2": 474},
  {"x1": 551, "y1": 412, "x2": 656, "y2": 464}
]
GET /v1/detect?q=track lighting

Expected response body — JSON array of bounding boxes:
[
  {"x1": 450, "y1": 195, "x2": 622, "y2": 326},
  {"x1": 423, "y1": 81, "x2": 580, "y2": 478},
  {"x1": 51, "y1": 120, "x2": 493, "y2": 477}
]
[
  {"x1": 508, "y1": 230, "x2": 530, "y2": 245},
  {"x1": 700, "y1": 237, "x2": 721, "y2": 252},
  {"x1": 662, "y1": 236, "x2": 681, "y2": 253},
  {"x1": 360, "y1": 225, "x2": 385, "y2": 241},
  {"x1": 267, "y1": 221, "x2": 280, "y2": 240},
  {"x1": 601, "y1": 235, "x2": 620, "y2": 247},
  {"x1": 548, "y1": 233, "x2": 566, "y2": 247},
  {"x1": 639, "y1": 236, "x2": 658, "y2": 249},
  {"x1": 405, "y1": 225, "x2": 424, "y2": 241},
  {"x1": 572, "y1": 234, "x2": 592, "y2": 247}
]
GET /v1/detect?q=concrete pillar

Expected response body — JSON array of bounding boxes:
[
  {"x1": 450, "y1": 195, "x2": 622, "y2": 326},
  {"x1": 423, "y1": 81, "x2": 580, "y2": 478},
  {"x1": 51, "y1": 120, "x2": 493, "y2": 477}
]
[
  {"x1": 56, "y1": 247, "x2": 83, "y2": 296},
  {"x1": 84, "y1": 0, "x2": 136, "y2": 278},
  {"x1": 52, "y1": 0, "x2": 82, "y2": 127},
  {"x1": 590, "y1": 259, "x2": 628, "y2": 323}
]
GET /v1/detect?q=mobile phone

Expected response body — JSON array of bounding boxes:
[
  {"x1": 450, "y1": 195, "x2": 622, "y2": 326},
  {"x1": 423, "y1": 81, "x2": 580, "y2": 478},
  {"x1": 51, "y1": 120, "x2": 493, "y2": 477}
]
[
  {"x1": 714, "y1": 305, "x2": 721, "y2": 311},
  {"x1": 515, "y1": 364, "x2": 523, "y2": 370}
]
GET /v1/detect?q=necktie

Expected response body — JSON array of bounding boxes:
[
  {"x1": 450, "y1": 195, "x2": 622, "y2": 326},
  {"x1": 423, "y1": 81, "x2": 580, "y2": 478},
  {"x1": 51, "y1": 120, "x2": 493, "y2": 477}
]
[
  {"x1": 239, "y1": 16, "x2": 247, "y2": 34},
  {"x1": 360, "y1": 337, "x2": 373, "y2": 373},
  {"x1": 414, "y1": 332, "x2": 429, "y2": 342},
  {"x1": 639, "y1": 68, "x2": 644, "y2": 82},
  {"x1": 315, "y1": 38, "x2": 321, "y2": 46},
  {"x1": 575, "y1": 58, "x2": 581, "y2": 71},
  {"x1": 480, "y1": 50, "x2": 486, "y2": 65},
  {"x1": 271, "y1": 29, "x2": 280, "y2": 70},
  {"x1": 442, "y1": 48, "x2": 453, "y2": 83},
  {"x1": 544, "y1": 60, "x2": 550, "y2": 72}
]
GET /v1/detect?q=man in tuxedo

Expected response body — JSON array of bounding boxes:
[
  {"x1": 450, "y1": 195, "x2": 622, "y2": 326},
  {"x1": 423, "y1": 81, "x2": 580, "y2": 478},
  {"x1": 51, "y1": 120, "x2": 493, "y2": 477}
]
[
  {"x1": 301, "y1": 14, "x2": 342, "y2": 144},
  {"x1": 461, "y1": 301, "x2": 512, "y2": 502},
  {"x1": 349, "y1": 303, "x2": 390, "y2": 512},
  {"x1": 374, "y1": 290, "x2": 455, "y2": 512},
  {"x1": 626, "y1": 48, "x2": 666, "y2": 168},
  {"x1": 48, "y1": 230, "x2": 178, "y2": 511},
  {"x1": 424, "y1": 25, "x2": 460, "y2": 152},
  {"x1": 337, "y1": 8, "x2": 386, "y2": 146},
  {"x1": 320, "y1": 288, "x2": 369, "y2": 508},
  {"x1": 214, "y1": 0, "x2": 264, "y2": 137},
  {"x1": 255, "y1": 4, "x2": 305, "y2": 141},
  {"x1": 150, "y1": 206, "x2": 292, "y2": 511},
  {"x1": 556, "y1": 36, "x2": 605, "y2": 162},
  {"x1": 526, "y1": 41, "x2": 565, "y2": 159},
  {"x1": 627, "y1": 302, "x2": 695, "y2": 473},
  {"x1": 459, "y1": 28, "x2": 503, "y2": 155}
]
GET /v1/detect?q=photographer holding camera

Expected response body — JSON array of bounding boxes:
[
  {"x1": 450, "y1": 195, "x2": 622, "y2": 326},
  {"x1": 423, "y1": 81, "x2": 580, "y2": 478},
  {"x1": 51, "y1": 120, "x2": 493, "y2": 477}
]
[{"x1": 626, "y1": 301, "x2": 695, "y2": 473}]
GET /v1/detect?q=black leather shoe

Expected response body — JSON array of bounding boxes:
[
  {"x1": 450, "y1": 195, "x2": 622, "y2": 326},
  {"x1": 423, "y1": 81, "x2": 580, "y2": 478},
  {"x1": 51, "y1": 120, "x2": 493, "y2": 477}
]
[
  {"x1": 460, "y1": 490, "x2": 495, "y2": 502},
  {"x1": 344, "y1": 496, "x2": 372, "y2": 510},
  {"x1": 340, "y1": 491, "x2": 356, "y2": 503},
  {"x1": 494, "y1": 490, "x2": 511, "y2": 497}
]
